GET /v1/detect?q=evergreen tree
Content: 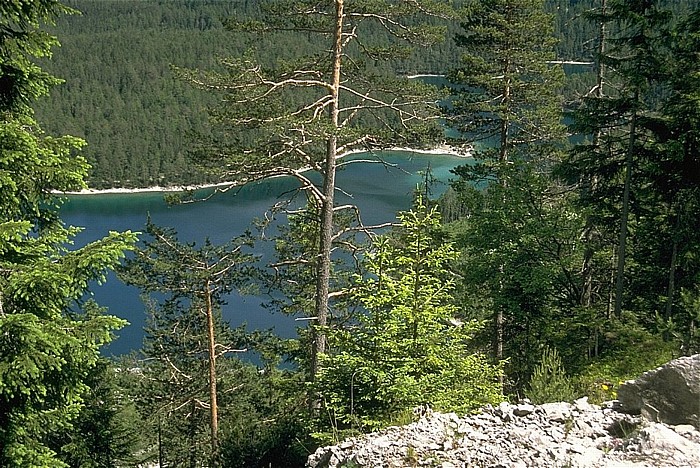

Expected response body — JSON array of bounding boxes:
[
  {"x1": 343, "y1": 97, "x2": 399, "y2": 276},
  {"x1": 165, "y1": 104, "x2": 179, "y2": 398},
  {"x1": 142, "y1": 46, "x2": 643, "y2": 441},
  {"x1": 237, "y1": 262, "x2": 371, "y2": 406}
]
[
  {"x1": 525, "y1": 346, "x2": 576, "y2": 404},
  {"x1": 445, "y1": 0, "x2": 571, "y2": 387},
  {"x1": 560, "y1": 0, "x2": 673, "y2": 318},
  {"x1": 0, "y1": 1, "x2": 136, "y2": 466},
  {"x1": 49, "y1": 351, "x2": 146, "y2": 467},
  {"x1": 444, "y1": 165, "x2": 586, "y2": 388},
  {"x1": 176, "y1": 1, "x2": 455, "y2": 401},
  {"x1": 635, "y1": 7, "x2": 700, "y2": 347},
  {"x1": 449, "y1": 0, "x2": 566, "y2": 167},
  {"x1": 260, "y1": 201, "x2": 369, "y2": 379},
  {"x1": 316, "y1": 199, "x2": 502, "y2": 434},
  {"x1": 118, "y1": 221, "x2": 256, "y2": 466}
]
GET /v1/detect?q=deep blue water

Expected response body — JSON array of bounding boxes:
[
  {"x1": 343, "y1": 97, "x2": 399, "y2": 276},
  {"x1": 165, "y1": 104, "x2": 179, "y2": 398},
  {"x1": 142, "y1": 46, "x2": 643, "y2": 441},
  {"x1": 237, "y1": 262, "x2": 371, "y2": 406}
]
[{"x1": 61, "y1": 150, "x2": 467, "y2": 355}]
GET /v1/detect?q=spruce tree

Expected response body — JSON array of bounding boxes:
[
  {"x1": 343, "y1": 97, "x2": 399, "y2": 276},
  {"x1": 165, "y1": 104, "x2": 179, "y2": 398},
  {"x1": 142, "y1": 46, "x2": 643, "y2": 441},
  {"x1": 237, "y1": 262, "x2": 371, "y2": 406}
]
[
  {"x1": 446, "y1": 0, "x2": 571, "y2": 386},
  {"x1": 316, "y1": 199, "x2": 502, "y2": 433},
  {"x1": 0, "y1": 1, "x2": 136, "y2": 465},
  {"x1": 639, "y1": 8, "x2": 700, "y2": 342},
  {"x1": 560, "y1": 0, "x2": 673, "y2": 318},
  {"x1": 525, "y1": 346, "x2": 576, "y2": 404}
]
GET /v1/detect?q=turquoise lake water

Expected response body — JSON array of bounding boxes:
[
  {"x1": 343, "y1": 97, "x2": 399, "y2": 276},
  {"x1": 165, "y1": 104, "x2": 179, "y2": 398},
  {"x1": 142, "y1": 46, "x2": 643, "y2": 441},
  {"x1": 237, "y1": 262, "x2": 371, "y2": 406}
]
[{"x1": 62, "y1": 150, "x2": 468, "y2": 355}]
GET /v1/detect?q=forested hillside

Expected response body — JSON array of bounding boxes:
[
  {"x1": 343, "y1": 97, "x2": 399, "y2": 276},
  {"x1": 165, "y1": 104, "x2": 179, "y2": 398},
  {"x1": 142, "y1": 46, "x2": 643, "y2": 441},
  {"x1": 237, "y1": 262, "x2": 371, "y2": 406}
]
[
  {"x1": 35, "y1": 0, "x2": 464, "y2": 188},
  {"x1": 4, "y1": 1, "x2": 700, "y2": 467},
  {"x1": 35, "y1": 0, "x2": 698, "y2": 189}
]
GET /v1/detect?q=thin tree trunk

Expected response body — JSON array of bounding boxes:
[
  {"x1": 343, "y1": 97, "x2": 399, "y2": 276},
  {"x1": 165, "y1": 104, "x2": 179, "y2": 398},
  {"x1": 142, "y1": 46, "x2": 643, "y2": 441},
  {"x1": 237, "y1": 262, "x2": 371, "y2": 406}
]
[
  {"x1": 614, "y1": 99, "x2": 637, "y2": 318},
  {"x1": 158, "y1": 417, "x2": 164, "y2": 468},
  {"x1": 310, "y1": 0, "x2": 344, "y2": 409},
  {"x1": 205, "y1": 281, "x2": 219, "y2": 465},
  {"x1": 496, "y1": 266, "x2": 505, "y2": 385},
  {"x1": 607, "y1": 249, "x2": 615, "y2": 318},
  {"x1": 494, "y1": 57, "x2": 511, "y2": 376},
  {"x1": 499, "y1": 76, "x2": 510, "y2": 163},
  {"x1": 665, "y1": 237, "x2": 678, "y2": 319},
  {"x1": 581, "y1": 0, "x2": 607, "y2": 309},
  {"x1": 188, "y1": 399, "x2": 198, "y2": 468}
]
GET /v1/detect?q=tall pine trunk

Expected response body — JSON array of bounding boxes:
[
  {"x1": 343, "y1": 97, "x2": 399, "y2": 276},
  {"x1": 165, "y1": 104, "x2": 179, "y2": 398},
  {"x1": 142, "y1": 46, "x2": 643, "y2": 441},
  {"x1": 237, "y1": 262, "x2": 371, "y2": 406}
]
[
  {"x1": 581, "y1": 0, "x2": 607, "y2": 311},
  {"x1": 204, "y1": 281, "x2": 219, "y2": 465},
  {"x1": 310, "y1": 0, "x2": 344, "y2": 409},
  {"x1": 665, "y1": 236, "x2": 678, "y2": 319},
  {"x1": 494, "y1": 71, "x2": 511, "y2": 373}
]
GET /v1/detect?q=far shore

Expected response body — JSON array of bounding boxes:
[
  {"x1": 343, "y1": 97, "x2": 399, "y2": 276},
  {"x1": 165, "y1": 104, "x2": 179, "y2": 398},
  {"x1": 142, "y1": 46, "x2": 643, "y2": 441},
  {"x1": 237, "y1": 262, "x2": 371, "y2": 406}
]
[{"x1": 60, "y1": 145, "x2": 472, "y2": 196}]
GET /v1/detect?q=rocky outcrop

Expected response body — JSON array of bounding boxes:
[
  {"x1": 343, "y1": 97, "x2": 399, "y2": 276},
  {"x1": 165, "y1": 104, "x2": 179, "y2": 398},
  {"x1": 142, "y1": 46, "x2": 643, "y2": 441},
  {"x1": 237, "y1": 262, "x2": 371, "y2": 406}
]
[
  {"x1": 617, "y1": 354, "x2": 700, "y2": 430},
  {"x1": 307, "y1": 355, "x2": 700, "y2": 468},
  {"x1": 307, "y1": 399, "x2": 699, "y2": 467}
]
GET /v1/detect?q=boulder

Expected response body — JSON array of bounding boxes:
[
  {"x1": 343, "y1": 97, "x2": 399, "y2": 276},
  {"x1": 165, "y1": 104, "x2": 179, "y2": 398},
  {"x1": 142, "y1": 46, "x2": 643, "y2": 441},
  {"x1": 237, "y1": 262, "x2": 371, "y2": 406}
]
[{"x1": 617, "y1": 354, "x2": 700, "y2": 429}]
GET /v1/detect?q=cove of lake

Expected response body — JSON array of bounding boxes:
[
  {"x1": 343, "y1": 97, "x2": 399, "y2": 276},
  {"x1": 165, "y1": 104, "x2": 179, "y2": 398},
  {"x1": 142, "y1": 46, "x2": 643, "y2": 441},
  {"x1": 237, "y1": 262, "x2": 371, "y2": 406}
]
[{"x1": 61, "y1": 150, "x2": 468, "y2": 355}]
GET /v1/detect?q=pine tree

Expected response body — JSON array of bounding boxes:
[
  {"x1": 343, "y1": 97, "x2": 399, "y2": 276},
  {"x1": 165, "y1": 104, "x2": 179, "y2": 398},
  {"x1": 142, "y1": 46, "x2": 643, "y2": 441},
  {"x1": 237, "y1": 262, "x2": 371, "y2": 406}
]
[
  {"x1": 176, "y1": 1, "x2": 456, "y2": 404},
  {"x1": 446, "y1": 0, "x2": 570, "y2": 384},
  {"x1": 449, "y1": 0, "x2": 566, "y2": 168},
  {"x1": 118, "y1": 221, "x2": 256, "y2": 466}
]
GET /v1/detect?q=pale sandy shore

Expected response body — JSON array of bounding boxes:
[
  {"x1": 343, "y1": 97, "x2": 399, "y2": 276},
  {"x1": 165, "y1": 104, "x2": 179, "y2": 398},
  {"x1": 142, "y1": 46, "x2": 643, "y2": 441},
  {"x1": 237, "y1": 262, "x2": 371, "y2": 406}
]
[{"x1": 60, "y1": 145, "x2": 472, "y2": 196}]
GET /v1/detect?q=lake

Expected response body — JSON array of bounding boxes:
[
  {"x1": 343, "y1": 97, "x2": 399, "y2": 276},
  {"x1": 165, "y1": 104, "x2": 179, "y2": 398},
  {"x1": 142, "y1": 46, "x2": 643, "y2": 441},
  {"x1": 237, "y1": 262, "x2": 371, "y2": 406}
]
[{"x1": 62, "y1": 150, "x2": 468, "y2": 355}]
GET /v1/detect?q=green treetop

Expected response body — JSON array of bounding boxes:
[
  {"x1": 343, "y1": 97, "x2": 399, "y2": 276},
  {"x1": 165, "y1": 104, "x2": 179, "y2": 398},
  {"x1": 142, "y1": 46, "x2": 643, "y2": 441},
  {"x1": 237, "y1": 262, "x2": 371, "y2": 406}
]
[
  {"x1": 316, "y1": 199, "x2": 502, "y2": 433},
  {"x1": 0, "y1": 1, "x2": 137, "y2": 466}
]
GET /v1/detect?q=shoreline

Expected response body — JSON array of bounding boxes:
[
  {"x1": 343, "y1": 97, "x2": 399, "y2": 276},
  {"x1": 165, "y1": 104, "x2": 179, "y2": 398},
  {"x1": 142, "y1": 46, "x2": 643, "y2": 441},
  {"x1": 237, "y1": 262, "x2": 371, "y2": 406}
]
[{"x1": 61, "y1": 145, "x2": 471, "y2": 196}]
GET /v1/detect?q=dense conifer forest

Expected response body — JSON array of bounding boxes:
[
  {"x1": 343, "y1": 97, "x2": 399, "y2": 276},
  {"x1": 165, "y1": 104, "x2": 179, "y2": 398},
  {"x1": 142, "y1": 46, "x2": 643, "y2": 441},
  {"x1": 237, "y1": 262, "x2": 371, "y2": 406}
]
[
  {"x1": 35, "y1": 0, "x2": 467, "y2": 188},
  {"x1": 31, "y1": 0, "x2": 669, "y2": 189},
  {"x1": 37, "y1": 0, "x2": 697, "y2": 189},
  {"x1": 3, "y1": 1, "x2": 699, "y2": 467}
]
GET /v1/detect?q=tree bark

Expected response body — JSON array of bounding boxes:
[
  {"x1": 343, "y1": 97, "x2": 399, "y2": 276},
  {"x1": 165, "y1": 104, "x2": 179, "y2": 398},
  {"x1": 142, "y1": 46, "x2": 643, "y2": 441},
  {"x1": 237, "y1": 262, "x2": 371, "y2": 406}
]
[
  {"x1": 495, "y1": 55, "x2": 511, "y2": 373},
  {"x1": 205, "y1": 281, "x2": 219, "y2": 465},
  {"x1": 665, "y1": 237, "x2": 678, "y2": 319},
  {"x1": 310, "y1": 0, "x2": 344, "y2": 410},
  {"x1": 614, "y1": 98, "x2": 637, "y2": 318}
]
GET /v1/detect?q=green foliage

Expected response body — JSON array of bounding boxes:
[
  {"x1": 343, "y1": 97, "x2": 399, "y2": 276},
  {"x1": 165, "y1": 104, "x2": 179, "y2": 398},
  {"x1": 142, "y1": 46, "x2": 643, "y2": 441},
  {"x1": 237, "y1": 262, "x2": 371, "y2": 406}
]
[
  {"x1": 50, "y1": 354, "x2": 147, "y2": 467},
  {"x1": 0, "y1": 0, "x2": 74, "y2": 114},
  {"x1": 118, "y1": 220, "x2": 259, "y2": 466},
  {"x1": 218, "y1": 366, "x2": 309, "y2": 468},
  {"x1": 0, "y1": 136, "x2": 137, "y2": 468},
  {"x1": 573, "y1": 314, "x2": 676, "y2": 404},
  {"x1": 552, "y1": 2, "x2": 700, "y2": 362},
  {"x1": 315, "y1": 200, "x2": 503, "y2": 433},
  {"x1": 21, "y1": 1, "x2": 694, "y2": 189},
  {"x1": 677, "y1": 287, "x2": 700, "y2": 354},
  {"x1": 33, "y1": 0, "x2": 461, "y2": 189},
  {"x1": 446, "y1": 162, "x2": 584, "y2": 390},
  {"x1": 1, "y1": 1, "x2": 137, "y2": 465},
  {"x1": 525, "y1": 346, "x2": 576, "y2": 404},
  {"x1": 179, "y1": 1, "x2": 450, "y2": 188},
  {"x1": 449, "y1": 0, "x2": 566, "y2": 164},
  {"x1": 558, "y1": 0, "x2": 676, "y2": 318},
  {"x1": 446, "y1": 0, "x2": 700, "y2": 403},
  {"x1": 260, "y1": 200, "x2": 365, "y2": 379}
]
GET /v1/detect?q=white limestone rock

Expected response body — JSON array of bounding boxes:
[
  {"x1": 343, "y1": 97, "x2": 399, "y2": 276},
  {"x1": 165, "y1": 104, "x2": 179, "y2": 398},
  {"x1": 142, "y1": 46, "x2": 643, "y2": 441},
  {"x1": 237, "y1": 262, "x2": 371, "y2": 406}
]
[{"x1": 307, "y1": 356, "x2": 700, "y2": 468}]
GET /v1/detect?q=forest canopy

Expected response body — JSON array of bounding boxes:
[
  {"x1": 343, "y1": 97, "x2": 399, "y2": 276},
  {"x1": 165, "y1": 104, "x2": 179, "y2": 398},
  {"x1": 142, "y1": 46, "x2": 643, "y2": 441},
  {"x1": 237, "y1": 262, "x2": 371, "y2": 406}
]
[{"x1": 34, "y1": 0, "x2": 693, "y2": 189}]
